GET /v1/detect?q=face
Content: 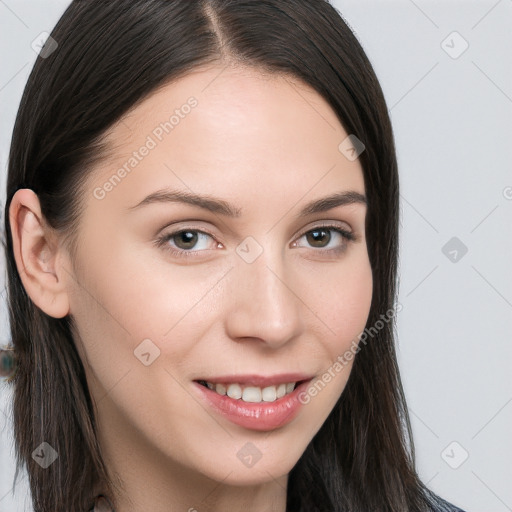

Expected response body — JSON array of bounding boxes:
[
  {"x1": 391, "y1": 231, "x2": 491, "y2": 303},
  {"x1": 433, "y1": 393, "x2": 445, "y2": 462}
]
[{"x1": 62, "y1": 64, "x2": 372, "y2": 491}]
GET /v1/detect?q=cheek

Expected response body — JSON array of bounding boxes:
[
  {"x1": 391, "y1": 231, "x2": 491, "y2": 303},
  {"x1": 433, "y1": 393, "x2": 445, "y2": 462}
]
[
  {"x1": 306, "y1": 252, "x2": 373, "y2": 389},
  {"x1": 65, "y1": 238, "x2": 227, "y2": 394},
  {"x1": 309, "y1": 253, "x2": 373, "y2": 354},
  {"x1": 299, "y1": 273, "x2": 372, "y2": 411},
  {"x1": 64, "y1": 242, "x2": 163, "y2": 392}
]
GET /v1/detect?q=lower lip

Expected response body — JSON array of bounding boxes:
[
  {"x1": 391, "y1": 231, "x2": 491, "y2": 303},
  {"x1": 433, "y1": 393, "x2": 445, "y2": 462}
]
[{"x1": 193, "y1": 379, "x2": 313, "y2": 432}]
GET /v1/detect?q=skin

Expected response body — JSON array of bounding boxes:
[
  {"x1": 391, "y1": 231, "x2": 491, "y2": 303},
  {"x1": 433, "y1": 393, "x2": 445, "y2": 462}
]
[{"x1": 10, "y1": 63, "x2": 373, "y2": 512}]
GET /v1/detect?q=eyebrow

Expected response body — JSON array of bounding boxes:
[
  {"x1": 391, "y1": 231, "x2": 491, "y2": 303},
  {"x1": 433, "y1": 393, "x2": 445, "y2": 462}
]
[{"x1": 127, "y1": 188, "x2": 367, "y2": 217}]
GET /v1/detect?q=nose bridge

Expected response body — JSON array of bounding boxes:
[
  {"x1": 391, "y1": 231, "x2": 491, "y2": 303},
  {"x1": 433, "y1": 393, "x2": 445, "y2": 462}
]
[{"x1": 225, "y1": 234, "x2": 303, "y2": 346}]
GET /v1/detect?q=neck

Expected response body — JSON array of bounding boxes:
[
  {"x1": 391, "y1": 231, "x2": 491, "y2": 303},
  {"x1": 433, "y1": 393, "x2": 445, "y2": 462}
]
[{"x1": 93, "y1": 398, "x2": 288, "y2": 512}]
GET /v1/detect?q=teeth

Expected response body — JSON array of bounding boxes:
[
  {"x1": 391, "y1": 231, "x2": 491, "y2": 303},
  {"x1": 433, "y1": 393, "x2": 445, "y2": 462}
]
[
  {"x1": 262, "y1": 386, "x2": 276, "y2": 402},
  {"x1": 242, "y1": 387, "x2": 261, "y2": 402},
  {"x1": 227, "y1": 383, "x2": 242, "y2": 399},
  {"x1": 203, "y1": 381, "x2": 299, "y2": 403}
]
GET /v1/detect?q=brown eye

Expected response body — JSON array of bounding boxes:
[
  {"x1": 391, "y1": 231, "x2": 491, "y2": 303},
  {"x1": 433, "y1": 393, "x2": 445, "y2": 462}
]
[
  {"x1": 306, "y1": 228, "x2": 332, "y2": 248},
  {"x1": 155, "y1": 229, "x2": 218, "y2": 259},
  {"x1": 294, "y1": 225, "x2": 355, "y2": 255},
  {"x1": 172, "y1": 230, "x2": 200, "y2": 250}
]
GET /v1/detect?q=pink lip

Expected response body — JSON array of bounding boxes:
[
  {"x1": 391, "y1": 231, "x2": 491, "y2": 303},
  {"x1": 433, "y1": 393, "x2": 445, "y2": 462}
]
[
  {"x1": 193, "y1": 378, "x2": 314, "y2": 432},
  {"x1": 194, "y1": 373, "x2": 314, "y2": 388}
]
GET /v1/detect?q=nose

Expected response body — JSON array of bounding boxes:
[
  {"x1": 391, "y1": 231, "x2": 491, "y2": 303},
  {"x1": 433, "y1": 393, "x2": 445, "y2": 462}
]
[{"x1": 224, "y1": 241, "x2": 305, "y2": 350}]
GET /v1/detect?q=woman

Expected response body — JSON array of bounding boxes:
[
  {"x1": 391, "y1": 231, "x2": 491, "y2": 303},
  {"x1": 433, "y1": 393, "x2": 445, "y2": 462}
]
[{"x1": 2, "y1": 0, "x2": 466, "y2": 511}]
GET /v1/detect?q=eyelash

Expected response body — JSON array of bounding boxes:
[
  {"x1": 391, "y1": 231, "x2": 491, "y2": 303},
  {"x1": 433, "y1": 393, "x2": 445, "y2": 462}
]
[{"x1": 154, "y1": 223, "x2": 356, "y2": 260}]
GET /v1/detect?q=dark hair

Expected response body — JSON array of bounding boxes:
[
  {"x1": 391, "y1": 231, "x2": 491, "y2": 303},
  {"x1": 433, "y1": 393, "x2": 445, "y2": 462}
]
[{"x1": 3, "y1": 1, "x2": 462, "y2": 511}]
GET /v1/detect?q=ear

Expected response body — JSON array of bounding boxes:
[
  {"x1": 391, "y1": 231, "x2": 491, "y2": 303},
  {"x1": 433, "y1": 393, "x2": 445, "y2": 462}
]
[{"x1": 9, "y1": 188, "x2": 70, "y2": 319}]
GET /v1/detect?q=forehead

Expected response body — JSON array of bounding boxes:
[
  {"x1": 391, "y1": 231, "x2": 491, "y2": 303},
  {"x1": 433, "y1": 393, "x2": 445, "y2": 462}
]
[{"x1": 86, "y1": 63, "x2": 365, "y2": 212}]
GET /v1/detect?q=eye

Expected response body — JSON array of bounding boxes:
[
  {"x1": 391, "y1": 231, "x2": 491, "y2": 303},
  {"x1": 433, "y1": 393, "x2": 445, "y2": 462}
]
[
  {"x1": 155, "y1": 229, "x2": 218, "y2": 259},
  {"x1": 292, "y1": 224, "x2": 356, "y2": 255},
  {"x1": 155, "y1": 223, "x2": 356, "y2": 259}
]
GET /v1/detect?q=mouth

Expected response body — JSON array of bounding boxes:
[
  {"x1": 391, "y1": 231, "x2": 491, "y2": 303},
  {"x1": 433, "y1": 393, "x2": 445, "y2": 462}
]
[
  {"x1": 194, "y1": 378, "x2": 310, "y2": 404},
  {"x1": 192, "y1": 376, "x2": 314, "y2": 431}
]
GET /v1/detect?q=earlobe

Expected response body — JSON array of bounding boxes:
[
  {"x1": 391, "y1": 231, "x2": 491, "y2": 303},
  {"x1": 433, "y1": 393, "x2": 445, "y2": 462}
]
[{"x1": 9, "y1": 188, "x2": 70, "y2": 319}]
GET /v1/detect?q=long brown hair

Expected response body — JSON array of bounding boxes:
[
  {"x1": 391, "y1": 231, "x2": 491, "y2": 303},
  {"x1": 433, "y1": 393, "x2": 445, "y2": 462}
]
[{"x1": 3, "y1": 1, "x2": 459, "y2": 510}]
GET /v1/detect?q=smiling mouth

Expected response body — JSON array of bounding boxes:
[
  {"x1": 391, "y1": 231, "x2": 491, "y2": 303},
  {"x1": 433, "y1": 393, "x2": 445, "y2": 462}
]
[{"x1": 195, "y1": 379, "x2": 308, "y2": 404}]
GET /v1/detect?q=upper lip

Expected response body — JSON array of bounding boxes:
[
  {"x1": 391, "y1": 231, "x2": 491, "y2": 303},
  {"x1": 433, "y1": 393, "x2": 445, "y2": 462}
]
[{"x1": 195, "y1": 373, "x2": 315, "y2": 388}]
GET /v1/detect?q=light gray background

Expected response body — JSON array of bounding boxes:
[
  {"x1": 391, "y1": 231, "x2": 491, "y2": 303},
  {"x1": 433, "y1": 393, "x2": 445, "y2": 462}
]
[{"x1": 1, "y1": 1, "x2": 511, "y2": 511}]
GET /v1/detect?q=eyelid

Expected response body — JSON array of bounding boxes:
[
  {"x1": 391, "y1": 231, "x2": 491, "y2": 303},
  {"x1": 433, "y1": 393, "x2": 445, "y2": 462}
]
[
  {"x1": 158, "y1": 219, "x2": 354, "y2": 241},
  {"x1": 155, "y1": 219, "x2": 358, "y2": 258},
  {"x1": 299, "y1": 219, "x2": 353, "y2": 236},
  {"x1": 155, "y1": 221, "x2": 217, "y2": 242}
]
